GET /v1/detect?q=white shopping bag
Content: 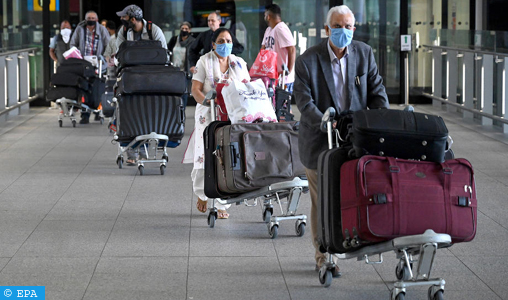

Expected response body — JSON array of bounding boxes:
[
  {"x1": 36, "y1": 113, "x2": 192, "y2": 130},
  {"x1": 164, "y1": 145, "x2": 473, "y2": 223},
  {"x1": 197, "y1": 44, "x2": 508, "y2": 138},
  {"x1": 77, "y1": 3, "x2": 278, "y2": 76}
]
[
  {"x1": 221, "y1": 79, "x2": 277, "y2": 124},
  {"x1": 63, "y1": 46, "x2": 83, "y2": 59},
  {"x1": 83, "y1": 55, "x2": 98, "y2": 67}
]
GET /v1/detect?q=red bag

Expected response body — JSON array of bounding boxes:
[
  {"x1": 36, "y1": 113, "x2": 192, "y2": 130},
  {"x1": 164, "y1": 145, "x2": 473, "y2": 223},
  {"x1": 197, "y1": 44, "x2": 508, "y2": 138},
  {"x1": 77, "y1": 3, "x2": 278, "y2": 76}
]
[
  {"x1": 340, "y1": 156, "x2": 477, "y2": 244},
  {"x1": 214, "y1": 83, "x2": 228, "y2": 121},
  {"x1": 249, "y1": 49, "x2": 278, "y2": 79}
]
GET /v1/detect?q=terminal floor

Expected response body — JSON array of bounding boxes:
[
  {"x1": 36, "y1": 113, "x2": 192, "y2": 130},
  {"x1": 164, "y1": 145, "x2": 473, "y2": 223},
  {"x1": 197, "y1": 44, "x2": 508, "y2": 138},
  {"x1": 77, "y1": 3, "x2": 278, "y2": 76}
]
[{"x1": 0, "y1": 104, "x2": 507, "y2": 300}]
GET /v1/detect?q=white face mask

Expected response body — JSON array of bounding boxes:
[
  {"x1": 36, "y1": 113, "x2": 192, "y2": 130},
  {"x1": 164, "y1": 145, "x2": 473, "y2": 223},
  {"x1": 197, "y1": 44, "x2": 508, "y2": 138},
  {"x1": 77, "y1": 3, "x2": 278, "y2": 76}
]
[{"x1": 60, "y1": 28, "x2": 72, "y2": 43}]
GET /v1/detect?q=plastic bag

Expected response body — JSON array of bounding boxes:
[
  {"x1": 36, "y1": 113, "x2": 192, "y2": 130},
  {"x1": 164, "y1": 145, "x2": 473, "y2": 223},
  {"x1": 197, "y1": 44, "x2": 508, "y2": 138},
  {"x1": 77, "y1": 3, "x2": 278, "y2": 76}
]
[
  {"x1": 221, "y1": 79, "x2": 278, "y2": 124},
  {"x1": 63, "y1": 46, "x2": 83, "y2": 59}
]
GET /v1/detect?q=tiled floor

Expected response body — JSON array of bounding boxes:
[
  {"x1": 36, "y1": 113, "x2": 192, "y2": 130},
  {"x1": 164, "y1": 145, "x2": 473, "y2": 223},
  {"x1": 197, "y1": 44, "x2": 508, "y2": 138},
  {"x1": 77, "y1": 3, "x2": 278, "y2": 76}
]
[{"x1": 0, "y1": 103, "x2": 506, "y2": 300}]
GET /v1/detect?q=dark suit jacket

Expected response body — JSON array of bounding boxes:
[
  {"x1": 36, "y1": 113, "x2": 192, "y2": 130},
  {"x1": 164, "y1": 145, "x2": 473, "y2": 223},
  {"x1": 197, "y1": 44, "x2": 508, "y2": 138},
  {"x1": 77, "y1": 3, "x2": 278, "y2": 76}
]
[
  {"x1": 188, "y1": 29, "x2": 244, "y2": 68},
  {"x1": 294, "y1": 39, "x2": 389, "y2": 169}
]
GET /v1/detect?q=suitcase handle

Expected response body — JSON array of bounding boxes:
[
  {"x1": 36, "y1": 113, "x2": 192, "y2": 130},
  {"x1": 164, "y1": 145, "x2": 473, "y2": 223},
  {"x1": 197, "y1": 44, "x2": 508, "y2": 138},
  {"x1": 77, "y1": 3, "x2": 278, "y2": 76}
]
[{"x1": 229, "y1": 142, "x2": 241, "y2": 170}]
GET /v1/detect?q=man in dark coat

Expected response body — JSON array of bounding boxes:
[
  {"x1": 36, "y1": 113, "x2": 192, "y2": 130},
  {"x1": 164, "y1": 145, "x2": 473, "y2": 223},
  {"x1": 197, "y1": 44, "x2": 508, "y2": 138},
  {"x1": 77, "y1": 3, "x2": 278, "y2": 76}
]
[{"x1": 294, "y1": 5, "x2": 389, "y2": 274}]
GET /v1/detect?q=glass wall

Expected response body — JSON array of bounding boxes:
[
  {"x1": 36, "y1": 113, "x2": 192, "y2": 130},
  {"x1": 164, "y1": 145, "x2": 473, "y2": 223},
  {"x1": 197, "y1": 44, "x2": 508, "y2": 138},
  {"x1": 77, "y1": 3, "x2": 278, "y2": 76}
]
[{"x1": 343, "y1": 0, "x2": 401, "y2": 99}]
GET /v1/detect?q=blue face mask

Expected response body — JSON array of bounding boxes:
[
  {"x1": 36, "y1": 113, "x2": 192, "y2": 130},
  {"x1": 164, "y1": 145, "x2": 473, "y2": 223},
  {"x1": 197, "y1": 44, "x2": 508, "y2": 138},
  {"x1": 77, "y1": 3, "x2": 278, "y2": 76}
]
[
  {"x1": 215, "y1": 42, "x2": 233, "y2": 57},
  {"x1": 330, "y1": 27, "x2": 353, "y2": 48}
]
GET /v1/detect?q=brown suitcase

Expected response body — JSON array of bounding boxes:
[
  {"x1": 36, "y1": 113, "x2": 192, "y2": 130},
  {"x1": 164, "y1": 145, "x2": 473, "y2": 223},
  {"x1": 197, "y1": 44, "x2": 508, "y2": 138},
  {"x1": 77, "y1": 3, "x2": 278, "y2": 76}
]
[{"x1": 213, "y1": 121, "x2": 305, "y2": 194}]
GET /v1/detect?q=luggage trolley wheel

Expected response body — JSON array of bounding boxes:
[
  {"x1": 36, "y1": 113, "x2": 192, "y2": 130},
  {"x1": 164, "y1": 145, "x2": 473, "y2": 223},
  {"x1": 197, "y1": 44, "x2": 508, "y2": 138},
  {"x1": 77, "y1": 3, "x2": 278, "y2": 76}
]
[
  {"x1": 295, "y1": 220, "x2": 306, "y2": 237},
  {"x1": 318, "y1": 267, "x2": 332, "y2": 287},
  {"x1": 58, "y1": 120, "x2": 63, "y2": 127},
  {"x1": 116, "y1": 156, "x2": 123, "y2": 169},
  {"x1": 207, "y1": 209, "x2": 217, "y2": 228},
  {"x1": 268, "y1": 224, "x2": 278, "y2": 239},
  {"x1": 395, "y1": 260, "x2": 413, "y2": 281},
  {"x1": 72, "y1": 120, "x2": 76, "y2": 127},
  {"x1": 138, "y1": 165, "x2": 144, "y2": 176},
  {"x1": 391, "y1": 291, "x2": 405, "y2": 300},
  {"x1": 160, "y1": 165, "x2": 166, "y2": 175},
  {"x1": 100, "y1": 117, "x2": 104, "y2": 125},
  {"x1": 428, "y1": 287, "x2": 444, "y2": 300},
  {"x1": 262, "y1": 207, "x2": 273, "y2": 224}
]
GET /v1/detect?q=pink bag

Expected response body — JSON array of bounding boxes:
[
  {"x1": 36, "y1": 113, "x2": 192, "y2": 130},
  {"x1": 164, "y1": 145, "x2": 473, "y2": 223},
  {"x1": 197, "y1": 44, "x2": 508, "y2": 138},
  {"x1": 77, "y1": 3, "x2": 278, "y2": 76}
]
[
  {"x1": 63, "y1": 46, "x2": 83, "y2": 59},
  {"x1": 249, "y1": 50, "x2": 278, "y2": 79}
]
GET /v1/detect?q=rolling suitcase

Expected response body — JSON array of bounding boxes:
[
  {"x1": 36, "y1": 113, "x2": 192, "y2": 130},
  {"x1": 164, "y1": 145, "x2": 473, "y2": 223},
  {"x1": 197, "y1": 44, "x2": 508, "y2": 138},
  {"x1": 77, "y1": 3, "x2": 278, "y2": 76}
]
[
  {"x1": 86, "y1": 77, "x2": 105, "y2": 109},
  {"x1": 317, "y1": 146, "x2": 356, "y2": 254},
  {"x1": 116, "y1": 40, "x2": 168, "y2": 69},
  {"x1": 116, "y1": 65, "x2": 186, "y2": 95},
  {"x1": 115, "y1": 94, "x2": 185, "y2": 144},
  {"x1": 50, "y1": 73, "x2": 90, "y2": 90},
  {"x1": 204, "y1": 120, "x2": 234, "y2": 199},
  {"x1": 214, "y1": 122, "x2": 305, "y2": 194},
  {"x1": 340, "y1": 155, "x2": 477, "y2": 246},
  {"x1": 101, "y1": 79, "x2": 116, "y2": 118},
  {"x1": 352, "y1": 109, "x2": 449, "y2": 162}
]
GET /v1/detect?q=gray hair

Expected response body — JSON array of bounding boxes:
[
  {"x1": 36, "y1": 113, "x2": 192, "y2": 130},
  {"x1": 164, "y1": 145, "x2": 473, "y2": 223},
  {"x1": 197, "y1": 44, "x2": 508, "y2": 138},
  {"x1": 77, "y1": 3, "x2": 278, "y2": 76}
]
[{"x1": 326, "y1": 5, "x2": 355, "y2": 27}]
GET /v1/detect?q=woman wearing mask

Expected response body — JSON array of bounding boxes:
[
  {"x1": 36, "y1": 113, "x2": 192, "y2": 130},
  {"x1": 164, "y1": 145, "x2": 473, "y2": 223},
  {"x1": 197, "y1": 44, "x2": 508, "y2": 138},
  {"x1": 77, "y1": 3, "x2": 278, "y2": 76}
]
[
  {"x1": 183, "y1": 28, "x2": 250, "y2": 219},
  {"x1": 167, "y1": 21, "x2": 195, "y2": 107}
]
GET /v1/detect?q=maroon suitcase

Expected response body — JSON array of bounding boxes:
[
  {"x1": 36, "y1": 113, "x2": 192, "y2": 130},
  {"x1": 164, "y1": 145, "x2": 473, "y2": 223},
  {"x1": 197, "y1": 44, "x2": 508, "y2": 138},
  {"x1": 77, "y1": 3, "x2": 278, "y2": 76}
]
[{"x1": 340, "y1": 155, "x2": 477, "y2": 247}]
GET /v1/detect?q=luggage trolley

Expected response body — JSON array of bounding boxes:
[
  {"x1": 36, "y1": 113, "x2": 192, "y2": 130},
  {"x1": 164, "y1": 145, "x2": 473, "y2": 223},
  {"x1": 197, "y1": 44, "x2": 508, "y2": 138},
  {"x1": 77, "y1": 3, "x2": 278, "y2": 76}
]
[
  {"x1": 318, "y1": 107, "x2": 453, "y2": 300},
  {"x1": 54, "y1": 59, "x2": 105, "y2": 127},
  {"x1": 203, "y1": 90, "x2": 308, "y2": 239}
]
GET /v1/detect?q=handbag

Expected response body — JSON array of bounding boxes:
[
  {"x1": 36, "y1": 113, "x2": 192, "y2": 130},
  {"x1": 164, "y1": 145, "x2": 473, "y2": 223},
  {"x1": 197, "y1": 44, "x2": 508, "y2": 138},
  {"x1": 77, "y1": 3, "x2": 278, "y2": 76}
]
[
  {"x1": 221, "y1": 79, "x2": 277, "y2": 124},
  {"x1": 249, "y1": 49, "x2": 278, "y2": 79}
]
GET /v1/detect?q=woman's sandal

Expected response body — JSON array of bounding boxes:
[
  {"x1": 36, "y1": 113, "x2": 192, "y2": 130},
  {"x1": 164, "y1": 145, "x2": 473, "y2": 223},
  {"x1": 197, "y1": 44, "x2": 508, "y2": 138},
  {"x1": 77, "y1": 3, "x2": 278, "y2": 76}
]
[
  {"x1": 196, "y1": 198, "x2": 207, "y2": 213},
  {"x1": 126, "y1": 158, "x2": 136, "y2": 166},
  {"x1": 217, "y1": 209, "x2": 229, "y2": 219}
]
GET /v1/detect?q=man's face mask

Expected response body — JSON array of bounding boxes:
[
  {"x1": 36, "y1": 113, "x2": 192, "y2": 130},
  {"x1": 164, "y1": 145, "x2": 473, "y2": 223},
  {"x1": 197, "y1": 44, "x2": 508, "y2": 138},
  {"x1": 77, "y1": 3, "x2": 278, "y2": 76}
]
[
  {"x1": 86, "y1": 20, "x2": 96, "y2": 26},
  {"x1": 60, "y1": 28, "x2": 72, "y2": 43},
  {"x1": 329, "y1": 27, "x2": 353, "y2": 48}
]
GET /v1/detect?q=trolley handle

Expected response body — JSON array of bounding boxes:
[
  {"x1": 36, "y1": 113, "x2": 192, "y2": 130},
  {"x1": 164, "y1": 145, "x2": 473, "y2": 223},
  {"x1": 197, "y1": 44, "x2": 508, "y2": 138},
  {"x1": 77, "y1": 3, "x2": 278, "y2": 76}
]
[{"x1": 320, "y1": 107, "x2": 336, "y2": 150}]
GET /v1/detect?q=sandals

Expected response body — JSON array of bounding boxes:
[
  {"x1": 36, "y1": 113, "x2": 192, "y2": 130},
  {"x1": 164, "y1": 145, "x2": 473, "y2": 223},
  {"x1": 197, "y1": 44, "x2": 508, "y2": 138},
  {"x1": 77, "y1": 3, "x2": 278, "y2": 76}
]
[
  {"x1": 218, "y1": 209, "x2": 229, "y2": 219},
  {"x1": 126, "y1": 158, "x2": 136, "y2": 166},
  {"x1": 196, "y1": 198, "x2": 207, "y2": 213}
]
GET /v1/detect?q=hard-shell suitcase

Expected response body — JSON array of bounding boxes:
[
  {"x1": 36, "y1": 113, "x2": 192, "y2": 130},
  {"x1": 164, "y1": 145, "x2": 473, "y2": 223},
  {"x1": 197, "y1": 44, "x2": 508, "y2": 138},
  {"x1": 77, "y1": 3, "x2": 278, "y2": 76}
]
[
  {"x1": 86, "y1": 77, "x2": 105, "y2": 109},
  {"x1": 317, "y1": 146, "x2": 356, "y2": 254},
  {"x1": 275, "y1": 88, "x2": 294, "y2": 121},
  {"x1": 50, "y1": 73, "x2": 90, "y2": 90},
  {"x1": 352, "y1": 109, "x2": 449, "y2": 162},
  {"x1": 204, "y1": 120, "x2": 233, "y2": 199},
  {"x1": 116, "y1": 40, "x2": 168, "y2": 69},
  {"x1": 214, "y1": 122, "x2": 305, "y2": 195},
  {"x1": 115, "y1": 94, "x2": 185, "y2": 144},
  {"x1": 46, "y1": 86, "x2": 82, "y2": 102},
  {"x1": 116, "y1": 65, "x2": 186, "y2": 95},
  {"x1": 57, "y1": 58, "x2": 96, "y2": 78},
  {"x1": 340, "y1": 155, "x2": 477, "y2": 247},
  {"x1": 101, "y1": 79, "x2": 116, "y2": 117}
]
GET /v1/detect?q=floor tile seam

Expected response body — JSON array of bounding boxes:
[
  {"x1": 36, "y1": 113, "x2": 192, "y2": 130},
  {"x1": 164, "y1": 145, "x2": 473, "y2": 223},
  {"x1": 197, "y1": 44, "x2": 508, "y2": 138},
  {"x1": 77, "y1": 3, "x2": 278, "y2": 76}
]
[
  {"x1": 273, "y1": 238, "x2": 292, "y2": 299},
  {"x1": 185, "y1": 183, "x2": 196, "y2": 300},
  {"x1": 477, "y1": 210, "x2": 508, "y2": 232},
  {"x1": 475, "y1": 169, "x2": 508, "y2": 188},
  {"x1": 447, "y1": 244, "x2": 504, "y2": 299},
  {"x1": 81, "y1": 164, "x2": 138, "y2": 300}
]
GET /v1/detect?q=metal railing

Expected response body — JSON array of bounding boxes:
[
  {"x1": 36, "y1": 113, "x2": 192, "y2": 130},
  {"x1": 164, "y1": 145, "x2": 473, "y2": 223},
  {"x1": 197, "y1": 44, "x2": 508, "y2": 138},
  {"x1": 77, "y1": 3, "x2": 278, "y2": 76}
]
[
  {"x1": 421, "y1": 44, "x2": 508, "y2": 133},
  {"x1": 0, "y1": 47, "x2": 41, "y2": 119}
]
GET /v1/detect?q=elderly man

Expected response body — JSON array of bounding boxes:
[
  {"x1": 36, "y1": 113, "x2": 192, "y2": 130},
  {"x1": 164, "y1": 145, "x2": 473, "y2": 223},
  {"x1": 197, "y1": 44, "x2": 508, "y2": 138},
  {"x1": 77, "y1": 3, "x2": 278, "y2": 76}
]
[
  {"x1": 293, "y1": 5, "x2": 389, "y2": 274},
  {"x1": 49, "y1": 20, "x2": 73, "y2": 67},
  {"x1": 188, "y1": 11, "x2": 244, "y2": 73}
]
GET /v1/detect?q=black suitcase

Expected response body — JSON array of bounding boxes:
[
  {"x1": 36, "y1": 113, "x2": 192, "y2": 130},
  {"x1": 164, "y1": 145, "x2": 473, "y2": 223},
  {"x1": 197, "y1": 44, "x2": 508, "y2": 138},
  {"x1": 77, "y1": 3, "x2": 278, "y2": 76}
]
[
  {"x1": 46, "y1": 86, "x2": 82, "y2": 102},
  {"x1": 116, "y1": 65, "x2": 187, "y2": 95},
  {"x1": 352, "y1": 109, "x2": 449, "y2": 162},
  {"x1": 204, "y1": 120, "x2": 235, "y2": 199},
  {"x1": 317, "y1": 146, "x2": 358, "y2": 254},
  {"x1": 275, "y1": 88, "x2": 294, "y2": 121},
  {"x1": 116, "y1": 40, "x2": 168, "y2": 69},
  {"x1": 57, "y1": 58, "x2": 96, "y2": 78},
  {"x1": 115, "y1": 94, "x2": 185, "y2": 144},
  {"x1": 101, "y1": 79, "x2": 116, "y2": 117},
  {"x1": 84, "y1": 77, "x2": 105, "y2": 109},
  {"x1": 51, "y1": 73, "x2": 90, "y2": 90}
]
